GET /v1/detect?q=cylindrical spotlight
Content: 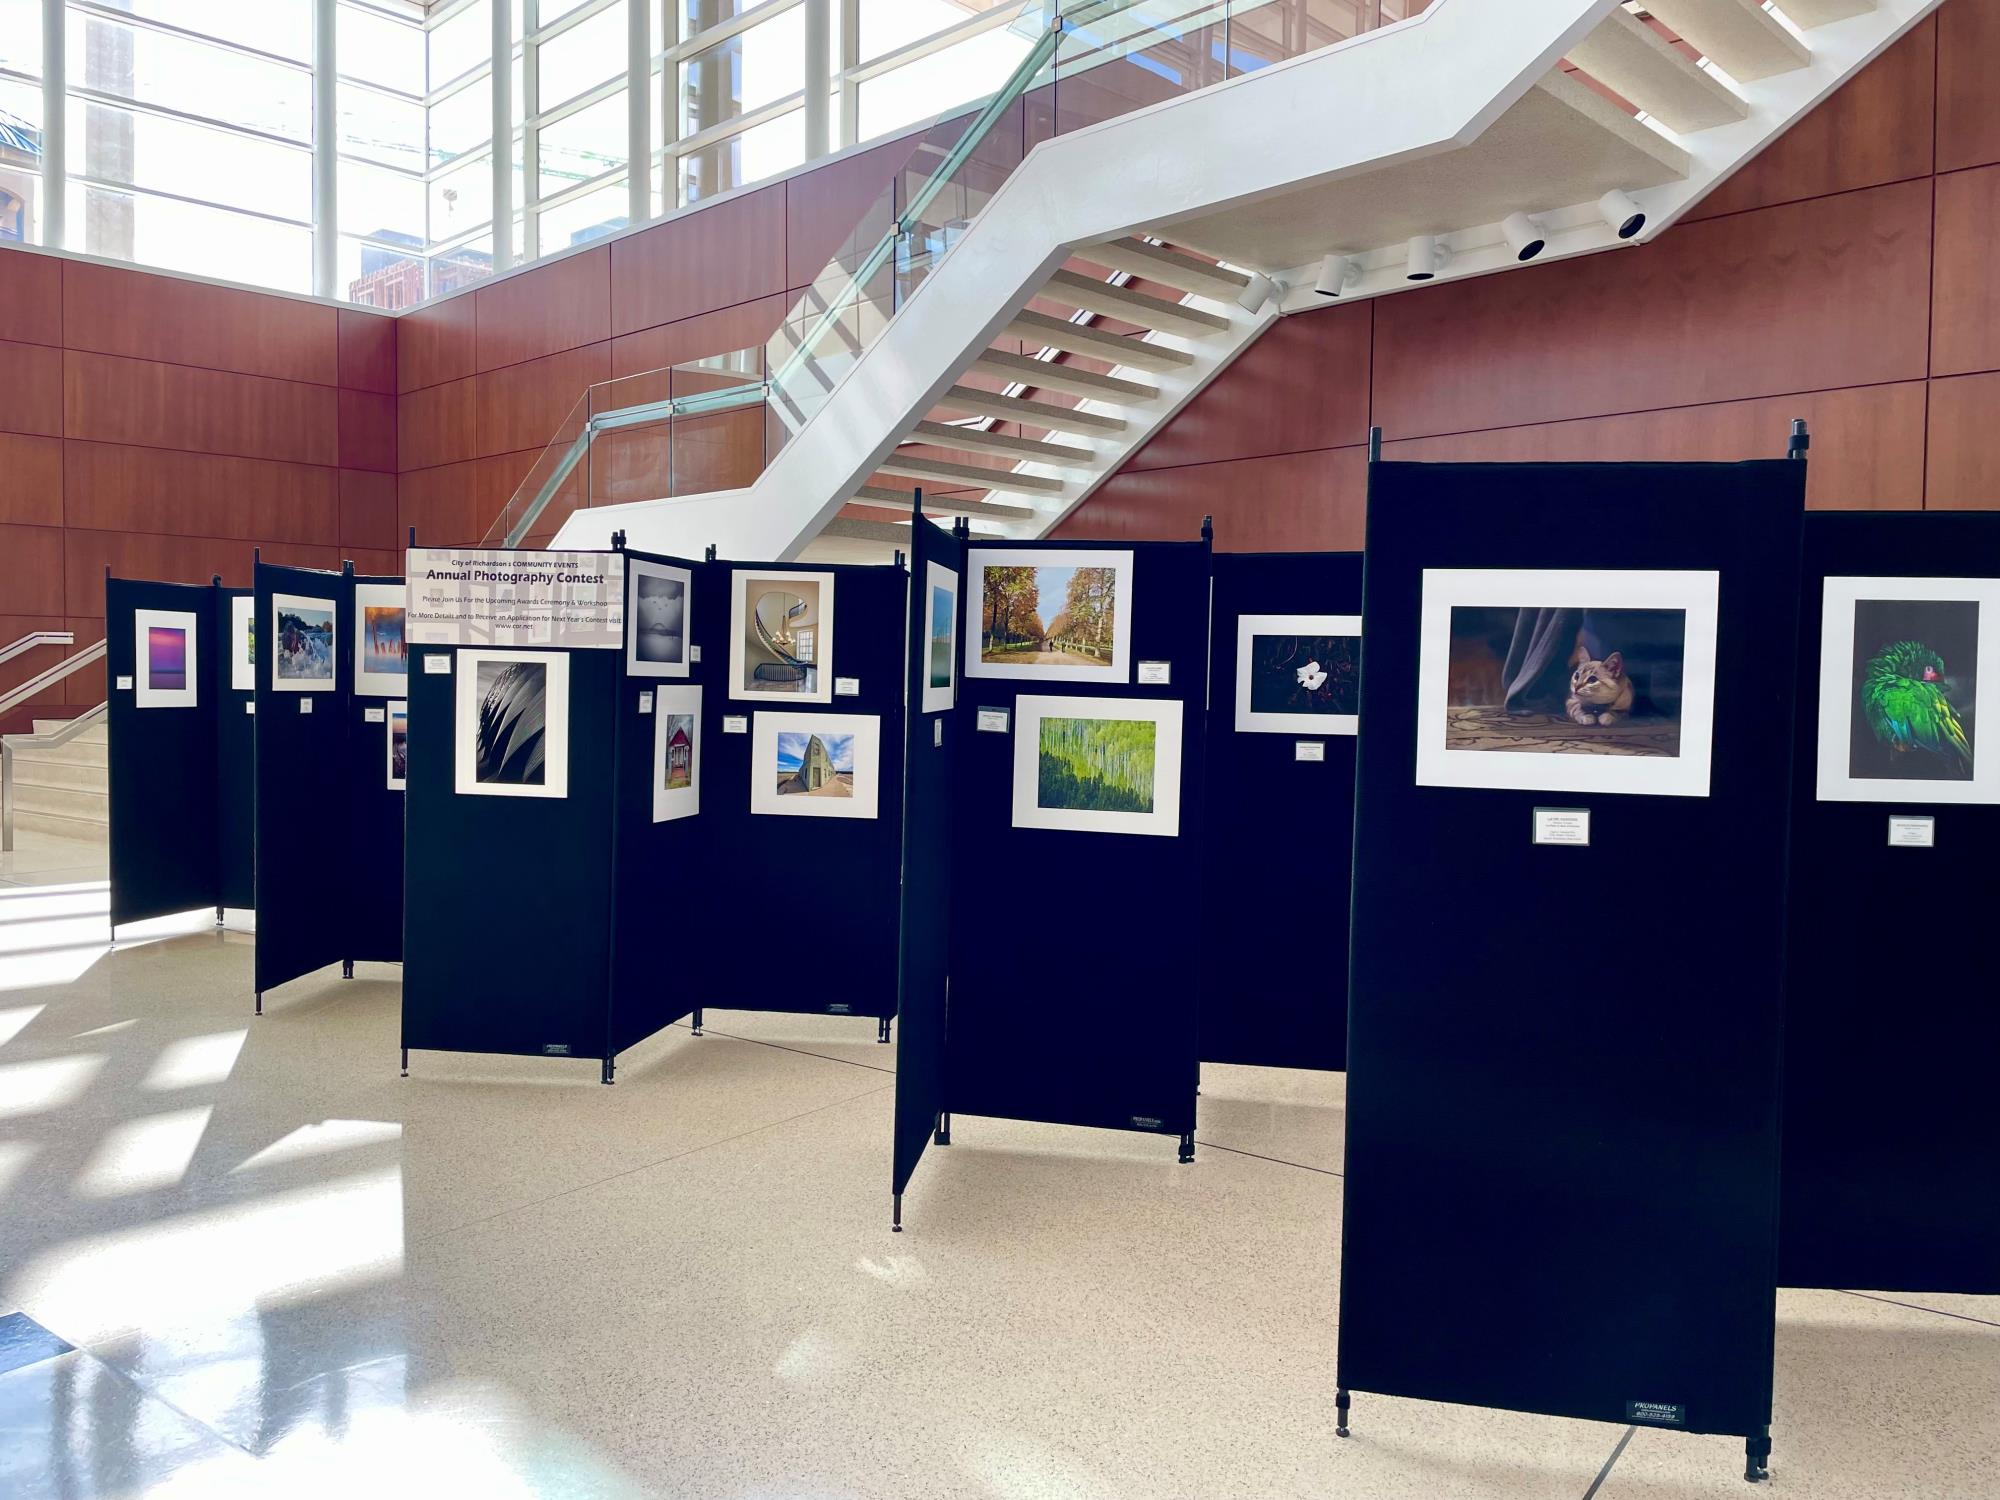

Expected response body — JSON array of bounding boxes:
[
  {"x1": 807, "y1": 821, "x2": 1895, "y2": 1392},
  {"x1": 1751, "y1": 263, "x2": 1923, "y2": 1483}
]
[
  {"x1": 1235, "y1": 272, "x2": 1276, "y2": 313},
  {"x1": 1501, "y1": 212, "x2": 1546, "y2": 262},
  {"x1": 1313, "y1": 253, "x2": 1358, "y2": 298},
  {"x1": 1405, "y1": 235, "x2": 1447, "y2": 282},
  {"x1": 1597, "y1": 189, "x2": 1645, "y2": 240}
]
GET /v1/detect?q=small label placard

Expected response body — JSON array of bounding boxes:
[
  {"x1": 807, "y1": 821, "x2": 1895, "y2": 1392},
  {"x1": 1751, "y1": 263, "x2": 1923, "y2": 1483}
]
[
  {"x1": 834, "y1": 676, "x2": 861, "y2": 697},
  {"x1": 363, "y1": 707, "x2": 385, "y2": 723},
  {"x1": 1887, "y1": 814, "x2": 1935, "y2": 848},
  {"x1": 1130, "y1": 1114, "x2": 1162, "y2": 1130},
  {"x1": 244, "y1": 701, "x2": 256, "y2": 715},
  {"x1": 722, "y1": 714, "x2": 748, "y2": 734},
  {"x1": 423, "y1": 653, "x2": 451, "y2": 674},
  {"x1": 1533, "y1": 807, "x2": 1590, "y2": 846},
  {"x1": 976, "y1": 707, "x2": 1009, "y2": 734},
  {"x1": 115, "y1": 675, "x2": 134, "y2": 691},
  {"x1": 1137, "y1": 660, "x2": 1171, "y2": 686},
  {"x1": 1295, "y1": 740, "x2": 1325, "y2": 763},
  {"x1": 827, "y1": 1002, "x2": 853, "y2": 1015},
  {"x1": 638, "y1": 694, "x2": 653, "y2": 715},
  {"x1": 1625, "y1": 1400, "x2": 1684, "y2": 1427},
  {"x1": 933, "y1": 719, "x2": 944, "y2": 747},
  {"x1": 689, "y1": 645, "x2": 702, "y2": 663},
  {"x1": 542, "y1": 1043, "x2": 572, "y2": 1056},
  {"x1": 299, "y1": 699, "x2": 313, "y2": 715}
]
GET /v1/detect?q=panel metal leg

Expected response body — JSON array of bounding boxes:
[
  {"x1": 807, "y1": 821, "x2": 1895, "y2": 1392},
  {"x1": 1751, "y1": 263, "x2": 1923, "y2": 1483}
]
[
  {"x1": 399, "y1": 1047, "x2": 408, "y2": 1078},
  {"x1": 934, "y1": 1112, "x2": 951, "y2": 1146},
  {"x1": 892, "y1": 1192, "x2": 902, "y2": 1233},
  {"x1": 1178, "y1": 1131, "x2": 1195, "y2": 1164},
  {"x1": 691, "y1": 1008, "x2": 704, "y2": 1036},
  {"x1": 877, "y1": 1016, "x2": 891, "y2": 1044},
  {"x1": 1335, "y1": 1389, "x2": 1351, "y2": 1439},
  {"x1": 215, "y1": 905, "x2": 224, "y2": 927},
  {"x1": 1744, "y1": 1429, "x2": 1770, "y2": 1483},
  {"x1": 342, "y1": 959, "x2": 354, "y2": 979},
  {"x1": 602, "y1": 1055, "x2": 616, "y2": 1086},
  {"x1": 255, "y1": 991, "x2": 263, "y2": 1017}
]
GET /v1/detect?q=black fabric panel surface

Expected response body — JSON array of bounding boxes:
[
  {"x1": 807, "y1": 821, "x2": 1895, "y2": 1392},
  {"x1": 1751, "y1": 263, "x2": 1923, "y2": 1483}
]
[
  {"x1": 107, "y1": 578, "x2": 221, "y2": 927},
  {"x1": 944, "y1": 538, "x2": 1207, "y2": 1138},
  {"x1": 893, "y1": 519, "x2": 962, "y2": 1199},
  {"x1": 215, "y1": 586, "x2": 256, "y2": 910},
  {"x1": 605, "y1": 549, "x2": 710, "y2": 1058},
  {"x1": 1780, "y1": 511, "x2": 2000, "y2": 1293},
  {"x1": 344, "y1": 574, "x2": 406, "y2": 965},
  {"x1": 253, "y1": 564, "x2": 353, "y2": 996},
  {"x1": 1201, "y1": 551, "x2": 1361, "y2": 1071},
  {"x1": 1339, "y1": 461, "x2": 1803, "y2": 1440},
  {"x1": 693, "y1": 559, "x2": 906, "y2": 1021},
  {"x1": 402, "y1": 640, "x2": 617, "y2": 1060}
]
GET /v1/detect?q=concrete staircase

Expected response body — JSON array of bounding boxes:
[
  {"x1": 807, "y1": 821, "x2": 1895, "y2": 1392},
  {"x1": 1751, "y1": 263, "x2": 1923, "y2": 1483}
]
[{"x1": 9, "y1": 718, "x2": 109, "y2": 844}]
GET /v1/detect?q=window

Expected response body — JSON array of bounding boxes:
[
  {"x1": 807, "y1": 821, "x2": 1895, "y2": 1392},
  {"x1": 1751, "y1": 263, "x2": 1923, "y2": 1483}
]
[
  {"x1": 0, "y1": 0, "x2": 41, "y2": 78},
  {"x1": 340, "y1": 3, "x2": 427, "y2": 96},
  {"x1": 680, "y1": 106, "x2": 798, "y2": 204},
  {"x1": 539, "y1": 89, "x2": 627, "y2": 196},
  {"x1": 429, "y1": 76, "x2": 492, "y2": 166},
  {"x1": 65, "y1": 11, "x2": 313, "y2": 143},
  {"x1": 680, "y1": 6, "x2": 803, "y2": 140},
  {"x1": 536, "y1": 174, "x2": 628, "y2": 256},
  {"x1": 66, "y1": 96, "x2": 313, "y2": 222},
  {"x1": 538, "y1": 0, "x2": 628, "y2": 113},
  {"x1": 67, "y1": 180, "x2": 313, "y2": 292},
  {"x1": 429, "y1": 0, "x2": 492, "y2": 91}
]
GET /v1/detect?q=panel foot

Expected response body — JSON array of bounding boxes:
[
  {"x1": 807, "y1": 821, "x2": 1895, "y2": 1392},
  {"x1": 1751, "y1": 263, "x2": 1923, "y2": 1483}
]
[
  {"x1": 342, "y1": 959, "x2": 354, "y2": 979},
  {"x1": 892, "y1": 1192, "x2": 902, "y2": 1233},
  {"x1": 1744, "y1": 1430, "x2": 1770, "y2": 1483},
  {"x1": 1335, "y1": 1389, "x2": 1351, "y2": 1439},
  {"x1": 691, "y1": 1007, "x2": 704, "y2": 1036},
  {"x1": 215, "y1": 905, "x2": 224, "y2": 927},
  {"x1": 878, "y1": 1016, "x2": 891, "y2": 1044},
  {"x1": 399, "y1": 1047, "x2": 408, "y2": 1078},
  {"x1": 602, "y1": 1056, "x2": 616, "y2": 1086},
  {"x1": 254, "y1": 991, "x2": 263, "y2": 1017},
  {"x1": 1178, "y1": 1131, "x2": 1194, "y2": 1164},
  {"x1": 934, "y1": 1112, "x2": 951, "y2": 1146}
]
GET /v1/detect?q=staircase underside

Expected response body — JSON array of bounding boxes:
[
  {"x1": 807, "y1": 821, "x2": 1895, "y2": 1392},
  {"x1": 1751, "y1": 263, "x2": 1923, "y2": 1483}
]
[{"x1": 555, "y1": 0, "x2": 1943, "y2": 566}]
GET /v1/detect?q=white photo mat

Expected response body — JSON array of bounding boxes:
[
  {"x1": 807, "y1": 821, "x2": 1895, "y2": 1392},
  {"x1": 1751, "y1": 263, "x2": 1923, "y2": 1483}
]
[
  {"x1": 963, "y1": 547, "x2": 1135, "y2": 683},
  {"x1": 133, "y1": 607, "x2": 199, "y2": 709},
  {"x1": 750, "y1": 711, "x2": 880, "y2": 819},
  {"x1": 1234, "y1": 612, "x2": 1362, "y2": 735},
  {"x1": 230, "y1": 594, "x2": 254, "y2": 692},
  {"x1": 1011, "y1": 694, "x2": 1185, "y2": 837},
  {"x1": 454, "y1": 648, "x2": 570, "y2": 798},
  {"x1": 729, "y1": 569, "x2": 836, "y2": 705},
  {"x1": 352, "y1": 582, "x2": 409, "y2": 698},
  {"x1": 270, "y1": 591, "x2": 338, "y2": 693},
  {"x1": 1815, "y1": 575, "x2": 2000, "y2": 805},
  {"x1": 922, "y1": 559, "x2": 959, "y2": 714},
  {"x1": 652, "y1": 684, "x2": 702, "y2": 822},
  {"x1": 628, "y1": 559, "x2": 693, "y2": 679},
  {"x1": 1414, "y1": 568, "x2": 1720, "y2": 798}
]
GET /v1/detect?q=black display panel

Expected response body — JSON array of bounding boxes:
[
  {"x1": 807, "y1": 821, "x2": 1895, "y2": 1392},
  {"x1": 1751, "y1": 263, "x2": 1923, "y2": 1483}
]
[
  {"x1": 893, "y1": 518, "x2": 962, "y2": 1207},
  {"x1": 215, "y1": 585, "x2": 256, "y2": 910},
  {"x1": 106, "y1": 578, "x2": 221, "y2": 927},
  {"x1": 344, "y1": 573, "x2": 407, "y2": 966},
  {"x1": 1202, "y1": 550, "x2": 1362, "y2": 1071},
  {"x1": 1780, "y1": 510, "x2": 2000, "y2": 1293},
  {"x1": 1339, "y1": 461, "x2": 1804, "y2": 1450},
  {"x1": 943, "y1": 538, "x2": 1208, "y2": 1144}
]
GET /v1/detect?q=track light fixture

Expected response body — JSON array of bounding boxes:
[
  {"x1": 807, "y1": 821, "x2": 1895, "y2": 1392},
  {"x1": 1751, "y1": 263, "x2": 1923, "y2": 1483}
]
[
  {"x1": 1405, "y1": 235, "x2": 1448, "y2": 282},
  {"x1": 1313, "y1": 253, "x2": 1360, "y2": 298},
  {"x1": 1597, "y1": 189, "x2": 1646, "y2": 240},
  {"x1": 1235, "y1": 272, "x2": 1277, "y2": 313},
  {"x1": 1501, "y1": 212, "x2": 1546, "y2": 262}
]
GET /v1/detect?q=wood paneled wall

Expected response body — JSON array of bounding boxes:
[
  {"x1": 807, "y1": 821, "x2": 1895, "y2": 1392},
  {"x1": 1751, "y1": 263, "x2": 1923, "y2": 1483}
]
[
  {"x1": 0, "y1": 254, "x2": 396, "y2": 731},
  {"x1": 1057, "y1": 2, "x2": 2000, "y2": 551}
]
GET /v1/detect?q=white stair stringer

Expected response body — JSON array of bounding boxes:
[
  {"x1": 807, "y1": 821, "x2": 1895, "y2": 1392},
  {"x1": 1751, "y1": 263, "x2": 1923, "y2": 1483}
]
[{"x1": 555, "y1": 0, "x2": 1941, "y2": 564}]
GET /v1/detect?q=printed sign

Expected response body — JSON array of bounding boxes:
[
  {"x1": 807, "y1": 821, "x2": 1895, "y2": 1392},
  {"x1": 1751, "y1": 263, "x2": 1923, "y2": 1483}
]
[
  {"x1": 1137, "y1": 660, "x2": 1171, "y2": 685},
  {"x1": 1295, "y1": 740, "x2": 1325, "y2": 762},
  {"x1": 1887, "y1": 814, "x2": 1935, "y2": 848},
  {"x1": 407, "y1": 547, "x2": 624, "y2": 649},
  {"x1": 976, "y1": 707, "x2": 1010, "y2": 733},
  {"x1": 1532, "y1": 807, "x2": 1590, "y2": 846}
]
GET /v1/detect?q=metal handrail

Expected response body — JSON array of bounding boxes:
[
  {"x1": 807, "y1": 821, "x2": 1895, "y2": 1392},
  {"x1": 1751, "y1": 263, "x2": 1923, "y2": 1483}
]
[
  {"x1": 0, "y1": 639, "x2": 107, "y2": 722},
  {"x1": 2, "y1": 701, "x2": 107, "y2": 852},
  {"x1": 0, "y1": 631, "x2": 76, "y2": 669}
]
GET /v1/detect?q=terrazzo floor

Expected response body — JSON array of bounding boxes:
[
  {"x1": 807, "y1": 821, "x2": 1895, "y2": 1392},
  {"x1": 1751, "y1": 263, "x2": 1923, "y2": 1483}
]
[{"x1": 0, "y1": 848, "x2": 1994, "y2": 1498}]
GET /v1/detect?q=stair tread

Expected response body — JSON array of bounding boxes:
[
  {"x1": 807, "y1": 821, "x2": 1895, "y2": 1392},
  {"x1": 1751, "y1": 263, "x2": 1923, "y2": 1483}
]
[
  {"x1": 910, "y1": 420, "x2": 1095, "y2": 465},
  {"x1": 1644, "y1": 0, "x2": 1810, "y2": 83},
  {"x1": 1567, "y1": 7, "x2": 1746, "y2": 134},
  {"x1": 853, "y1": 486, "x2": 1035, "y2": 521},
  {"x1": 932, "y1": 386, "x2": 1127, "y2": 434},
  {"x1": 1005, "y1": 311, "x2": 1194, "y2": 371},
  {"x1": 1771, "y1": 0, "x2": 1873, "y2": 27},
  {"x1": 1041, "y1": 269, "x2": 1232, "y2": 335},
  {"x1": 1090, "y1": 238, "x2": 1251, "y2": 296},
  {"x1": 971, "y1": 349, "x2": 1158, "y2": 401},
  {"x1": 877, "y1": 452, "x2": 1068, "y2": 495}
]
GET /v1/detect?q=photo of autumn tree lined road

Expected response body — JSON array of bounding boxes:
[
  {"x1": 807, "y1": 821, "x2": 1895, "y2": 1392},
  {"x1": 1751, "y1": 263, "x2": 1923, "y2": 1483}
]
[{"x1": 981, "y1": 563, "x2": 1118, "y2": 667}]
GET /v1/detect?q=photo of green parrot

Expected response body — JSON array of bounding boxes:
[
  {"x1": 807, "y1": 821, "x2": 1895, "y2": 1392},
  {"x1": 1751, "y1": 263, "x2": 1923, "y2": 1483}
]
[{"x1": 1860, "y1": 640, "x2": 1973, "y2": 774}]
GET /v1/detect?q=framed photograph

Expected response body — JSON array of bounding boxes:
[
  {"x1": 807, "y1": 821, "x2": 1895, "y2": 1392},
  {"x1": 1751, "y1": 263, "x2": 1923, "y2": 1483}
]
[
  {"x1": 386, "y1": 701, "x2": 408, "y2": 791},
  {"x1": 1011, "y1": 694, "x2": 1184, "y2": 837},
  {"x1": 133, "y1": 608, "x2": 198, "y2": 709},
  {"x1": 1234, "y1": 613, "x2": 1361, "y2": 734},
  {"x1": 353, "y1": 582, "x2": 408, "y2": 698},
  {"x1": 730, "y1": 569, "x2": 835, "y2": 704},
  {"x1": 1414, "y1": 568, "x2": 1720, "y2": 798},
  {"x1": 628, "y1": 559, "x2": 692, "y2": 679},
  {"x1": 1816, "y1": 576, "x2": 2000, "y2": 804},
  {"x1": 455, "y1": 649, "x2": 570, "y2": 799},
  {"x1": 922, "y1": 560, "x2": 958, "y2": 714},
  {"x1": 271, "y1": 592, "x2": 337, "y2": 692},
  {"x1": 230, "y1": 594, "x2": 254, "y2": 692},
  {"x1": 965, "y1": 547, "x2": 1133, "y2": 682},
  {"x1": 750, "y1": 712, "x2": 881, "y2": 820},
  {"x1": 652, "y1": 684, "x2": 701, "y2": 822}
]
